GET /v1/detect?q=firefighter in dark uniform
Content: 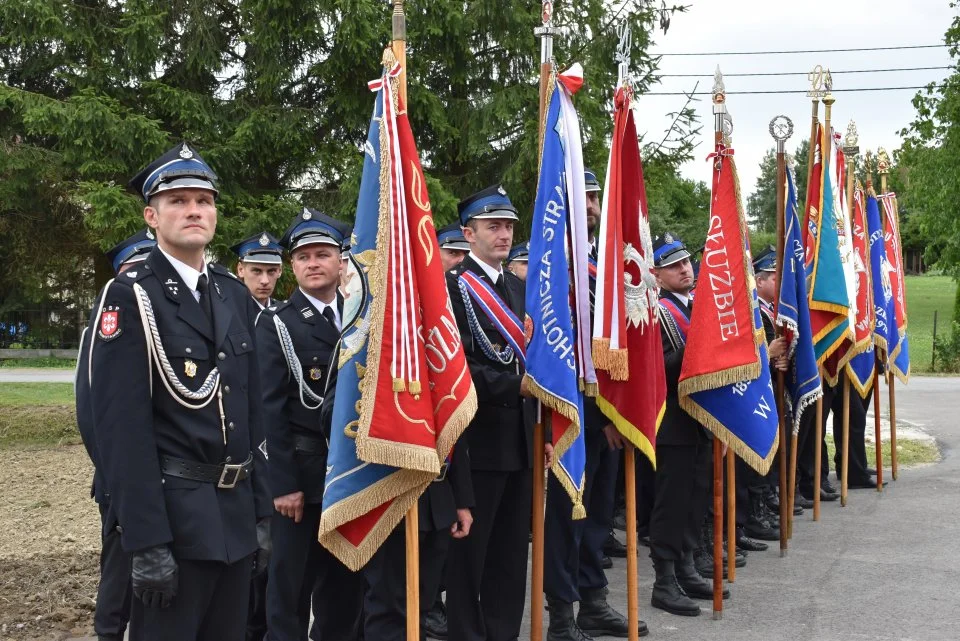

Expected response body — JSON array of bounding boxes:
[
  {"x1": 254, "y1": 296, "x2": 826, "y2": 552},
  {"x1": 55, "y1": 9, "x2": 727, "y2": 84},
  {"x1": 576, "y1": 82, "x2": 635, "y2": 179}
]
[
  {"x1": 544, "y1": 170, "x2": 642, "y2": 640},
  {"x1": 86, "y1": 142, "x2": 273, "y2": 641},
  {"x1": 231, "y1": 231, "x2": 284, "y2": 314},
  {"x1": 505, "y1": 243, "x2": 529, "y2": 281},
  {"x1": 648, "y1": 233, "x2": 728, "y2": 616},
  {"x1": 228, "y1": 230, "x2": 284, "y2": 641},
  {"x1": 444, "y1": 184, "x2": 550, "y2": 641},
  {"x1": 437, "y1": 221, "x2": 470, "y2": 273},
  {"x1": 256, "y1": 209, "x2": 363, "y2": 641},
  {"x1": 76, "y1": 230, "x2": 155, "y2": 641}
]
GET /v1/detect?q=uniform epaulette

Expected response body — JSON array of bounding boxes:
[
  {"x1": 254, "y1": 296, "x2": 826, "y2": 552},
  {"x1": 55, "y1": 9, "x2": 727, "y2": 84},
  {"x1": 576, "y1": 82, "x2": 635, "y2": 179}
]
[{"x1": 209, "y1": 263, "x2": 246, "y2": 288}]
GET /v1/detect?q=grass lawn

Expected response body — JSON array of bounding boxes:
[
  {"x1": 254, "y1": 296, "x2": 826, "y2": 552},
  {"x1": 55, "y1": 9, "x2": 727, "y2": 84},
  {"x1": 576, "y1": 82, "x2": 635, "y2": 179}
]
[
  {"x1": 0, "y1": 383, "x2": 79, "y2": 448},
  {"x1": 824, "y1": 434, "x2": 940, "y2": 468},
  {"x1": 0, "y1": 357, "x2": 76, "y2": 369},
  {"x1": 905, "y1": 275, "x2": 956, "y2": 373}
]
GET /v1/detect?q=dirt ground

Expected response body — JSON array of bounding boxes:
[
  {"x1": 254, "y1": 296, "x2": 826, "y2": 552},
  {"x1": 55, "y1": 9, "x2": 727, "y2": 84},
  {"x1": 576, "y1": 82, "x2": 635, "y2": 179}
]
[{"x1": 0, "y1": 446, "x2": 99, "y2": 640}]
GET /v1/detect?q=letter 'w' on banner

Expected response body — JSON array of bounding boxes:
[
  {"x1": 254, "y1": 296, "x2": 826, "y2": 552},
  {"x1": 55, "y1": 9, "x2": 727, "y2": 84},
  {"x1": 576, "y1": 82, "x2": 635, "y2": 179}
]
[
  {"x1": 777, "y1": 161, "x2": 822, "y2": 433},
  {"x1": 592, "y1": 82, "x2": 666, "y2": 466},
  {"x1": 880, "y1": 193, "x2": 910, "y2": 382},
  {"x1": 319, "y1": 50, "x2": 477, "y2": 570},
  {"x1": 678, "y1": 118, "x2": 779, "y2": 474},
  {"x1": 525, "y1": 64, "x2": 595, "y2": 519}
]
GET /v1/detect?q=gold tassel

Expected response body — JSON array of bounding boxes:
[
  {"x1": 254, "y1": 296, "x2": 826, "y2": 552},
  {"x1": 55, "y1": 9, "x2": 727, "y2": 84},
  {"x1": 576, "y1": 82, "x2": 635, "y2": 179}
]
[
  {"x1": 408, "y1": 380, "x2": 422, "y2": 395},
  {"x1": 393, "y1": 378, "x2": 406, "y2": 392},
  {"x1": 607, "y1": 349, "x2": 629, "y2": 381},
  {"x1": 583, "y1": 382, "x2": 598, "y2": 398},
  {"x1": 571, "y1": 501, "x2": 587, "y2": 520},
  {"x1": 592, "y1": 337, "x2": 612, "y2": 369}
]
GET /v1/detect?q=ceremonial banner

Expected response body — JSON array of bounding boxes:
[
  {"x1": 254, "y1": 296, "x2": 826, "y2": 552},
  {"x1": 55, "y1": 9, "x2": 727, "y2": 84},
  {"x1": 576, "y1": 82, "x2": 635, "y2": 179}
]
[
  {"x1": 525, "y1": 66, "x2": 594, "y2": 517},
  {"x1": 846, "y1": 185, "x2": 877, "y2": 396},
  {"x1": 866, "y1": 191, "x2": 896, "y2": 355},
  {"x1": 592, "y1": 84, "x2": 665, "y2": 464},
  {"x1": 319, "y1": 56, "x2": 476, "y2": 570},
  {"x1": 803, "y1": 124, "x2": 853, "y2": 366},
  {"x1": 678, "y1": 142, "x2": 779, "y2": 473},
  {"x1": 880, "y1": 193, "x2": 910, "y2": 382},
  {"x1": 777, "y1": 163, "x2": 822, "y2": 432}
]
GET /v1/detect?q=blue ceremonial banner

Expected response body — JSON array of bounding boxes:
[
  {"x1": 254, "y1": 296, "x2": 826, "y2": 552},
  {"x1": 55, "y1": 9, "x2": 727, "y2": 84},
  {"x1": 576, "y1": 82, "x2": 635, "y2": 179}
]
[
  {"x1": 778, "y1": 165, "x2": 822, "y2": 432},
  {"x1": 525, "y1": 76, "x2": 587, "y2": 518},
  {"x1": 866, "y1": 193, "x2": 896, "y2": 356}
]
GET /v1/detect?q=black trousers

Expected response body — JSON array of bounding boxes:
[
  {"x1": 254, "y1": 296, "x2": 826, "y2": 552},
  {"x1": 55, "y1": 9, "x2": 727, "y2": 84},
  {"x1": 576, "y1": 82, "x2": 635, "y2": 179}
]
[
  {"x1": 129, "y1": 555, "x2": 253, "y2": 641},
  {"x1": 246, "y1": 567, "x2": 268, "y2": 641},
  {"x1": 649, "y1": 442, "x2": 712, "y2": 561},
  {"x1": 94, "y1": 503, "x2": 132, "y2": 640},
  {"x1": 362, "y1": 518, "x2": 451, "y2": 641},
  {"x1": 446, "y1": 469, "x2": 532, "y2": 641},
  {"x1": 544, "y1": 428, "x2": 618, "y2": 603},
  {"x1": 798, "y1": 378, "x2": 872, "y2": 494},
  {"x1": 267, "y1": 502, "x2": 363, "y2": 641},
  {"x1": 825, "y1": 379, "x2": 872, "y2": 483}
]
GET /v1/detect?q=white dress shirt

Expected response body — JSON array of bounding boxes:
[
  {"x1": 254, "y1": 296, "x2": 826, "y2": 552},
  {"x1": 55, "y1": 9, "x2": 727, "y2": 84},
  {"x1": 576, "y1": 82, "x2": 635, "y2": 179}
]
[
  {"x1": 300, "y1": 288, "x2": 340, "y2": 330},
  {"x1": 159, "y1": 246, "x2": 208, "y2": 302}
]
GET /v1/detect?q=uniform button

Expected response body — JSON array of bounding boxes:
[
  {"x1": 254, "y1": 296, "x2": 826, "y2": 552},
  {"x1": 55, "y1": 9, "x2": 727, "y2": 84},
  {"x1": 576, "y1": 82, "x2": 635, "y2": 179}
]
[
  {"x1": 313, "y1": 357, "x2": 318, "y2": 362},
  {"x1": 185, "y1": 347, "x2": 192, "y2": 354},
  {"x1": 241, "y1": 342, "x2": 248, "y2": 349},
  {"x1": 225, "y1": 456, "x2": 233, "y2": 463},
  {"x1": 229, "y1": 422, "x2": 236, "y2": 431},
  {"x1": 223, "y1": 385, "x2": 231, "y2": 394},
  {"x1": 218, "y1": 352, "x2": 226, "y2": 361},
  {"x1": 116, "y1": 525, "x2": 123, "y2": 534}
]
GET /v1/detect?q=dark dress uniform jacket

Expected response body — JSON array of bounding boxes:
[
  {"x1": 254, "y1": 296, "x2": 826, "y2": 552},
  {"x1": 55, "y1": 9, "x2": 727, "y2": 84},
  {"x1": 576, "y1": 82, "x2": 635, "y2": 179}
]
[
  {"x1": 656, "y1": 290, "x2": 709, "y2": 446},
  {"x1": 445, "y1": 256, "x2": 535, "y2": 490},
  {"x1": 255, "y1": 288, "x2": 340, "y2": 504},
  {"x1": 88, "y1": 248, "x2": 272, "y2": 563}
]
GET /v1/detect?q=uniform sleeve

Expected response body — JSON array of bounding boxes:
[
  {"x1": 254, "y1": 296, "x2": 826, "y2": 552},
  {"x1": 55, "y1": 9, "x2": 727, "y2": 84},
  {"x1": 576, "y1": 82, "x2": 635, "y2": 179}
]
[
  {"x1": 659, "y1": 315, "x2": 684, "y2": 396},
  {"x1": 255, "y1": 312, "x2": 301, "y2": 499},
  {"x1": 90, "y1": 282, "x2": 174, "y2": 552},
  {"x1": 246, "y1": 297, "x2": 273, "y2": 519},
  {"x1": 448, "y1": 443, "x2": 474, "y2": 510}
]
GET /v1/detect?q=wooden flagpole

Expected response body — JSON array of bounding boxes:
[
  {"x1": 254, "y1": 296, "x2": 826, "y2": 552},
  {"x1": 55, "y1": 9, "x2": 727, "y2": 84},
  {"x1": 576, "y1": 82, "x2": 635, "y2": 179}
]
[
  {"x1": 865, "y1": 151, "x2": 885, "y2": 492},
  {"x1": 769, "y1": 114, "x2": 793, "y2": 554},
  {"x1": 613, "y1": 21, "x2": 641, "y2": 641},
  {"x1": 392, "y1": 4, "x2": 419, "y2": 640},
  {"x1": 814, "y1": 78, "x2": 836, "y2": 522},
  {"x1": 711, "y1": 67, "x2": 727, "y2": 620},
  {"x1": 725, "y1": 450, "x2": 736, "y2": 583},
  {"x1": 877, "y1": 149, "x2": 899, "y2": 481},
  {"x1": 840, "y1": 122, "x2": 859, "y2": 508},
  {"x1": 531, "y1": 5, "x2": 558, "y2": 639}
]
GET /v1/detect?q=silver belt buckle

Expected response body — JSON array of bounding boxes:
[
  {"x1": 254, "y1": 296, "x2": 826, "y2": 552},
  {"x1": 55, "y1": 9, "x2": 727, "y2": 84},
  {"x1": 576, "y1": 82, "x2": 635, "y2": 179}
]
[{"x1": 218, "y1": 463, "x2": 244, "y2": 489}]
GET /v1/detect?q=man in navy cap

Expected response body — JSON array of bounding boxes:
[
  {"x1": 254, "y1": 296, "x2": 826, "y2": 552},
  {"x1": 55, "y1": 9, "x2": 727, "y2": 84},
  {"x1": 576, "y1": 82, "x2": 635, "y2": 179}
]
[
  {"x1": 257, "y1": 208, "x2": 363, "y2": 641},
  {"x1": 445, "y1": 184, "x2": 549, "y2": 641},
  {"x1": 231, "y1": 231, "x2": 284, "y2": 312},
  {"x1": 76, "y1": 230, "x2": 156, "y2": 641},
  {"x1": 505, "y1": 243, "x2": 529, "y2": 281},
  {"x1": 84, "y1": 142, "x2": 273, "y2": 640},
  {"x1": 647, "y1": 232, "x2": 729, "y2": 616},
  {"x1": 437, "y1": 221, "x2": 470, "y2": 272}
]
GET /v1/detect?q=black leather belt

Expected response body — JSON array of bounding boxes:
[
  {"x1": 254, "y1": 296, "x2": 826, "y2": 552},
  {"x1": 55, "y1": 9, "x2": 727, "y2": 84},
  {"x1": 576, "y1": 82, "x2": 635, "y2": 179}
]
[
  {"x1": 294, "y1": 434, "x2": 327, "y2": 455},
  {"x1": 160, "y1": 453, "x2": 254, "y2": 489},
  {"x1": 433, "y1": 462, "x2": 448, "y2": 483}
]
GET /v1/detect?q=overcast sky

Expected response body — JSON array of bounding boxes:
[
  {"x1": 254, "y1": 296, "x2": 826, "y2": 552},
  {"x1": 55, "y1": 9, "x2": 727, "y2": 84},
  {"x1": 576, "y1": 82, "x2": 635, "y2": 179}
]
[{"x1": 632, "y1": 0, "x2": 956, "y2": 199}]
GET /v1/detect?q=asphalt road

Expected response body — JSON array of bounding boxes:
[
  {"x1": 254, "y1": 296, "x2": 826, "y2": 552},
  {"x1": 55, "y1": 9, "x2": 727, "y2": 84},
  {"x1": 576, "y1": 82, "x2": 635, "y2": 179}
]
[{"x1": 62, "y1": 376, "x2": 959, "y2": 641}]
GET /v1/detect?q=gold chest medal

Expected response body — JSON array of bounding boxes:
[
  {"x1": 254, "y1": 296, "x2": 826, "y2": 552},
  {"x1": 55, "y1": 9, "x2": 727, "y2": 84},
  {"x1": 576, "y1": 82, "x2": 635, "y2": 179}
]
[
  {"x1": 309, "y1": 367, "x2": 323, "y2": 381},
  {"x1": 184, "y1": 359, "x2": 198, "y2": 378}
]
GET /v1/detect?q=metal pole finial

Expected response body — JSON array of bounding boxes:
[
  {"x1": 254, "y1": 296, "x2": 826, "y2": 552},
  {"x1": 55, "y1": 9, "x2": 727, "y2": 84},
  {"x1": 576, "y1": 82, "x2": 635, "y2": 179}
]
[
  {"x1": 843, "y1": 120, "x2": 859, "y2": 156},
  {"x1": 615, "y1": 22, "x2": 632, "y2": 86},
  {"x1": 877, "y1": 147, "x2": 891, "y2": 175},
  {"x1": 712, "y1": 66, "x2": 726, "y2": 114},
  {"x1": 769, "y1": 115, "x2": 794, "y2": 153},
  {"x1": 807, "y1": 65, "x2": 828, "y2": 99}
]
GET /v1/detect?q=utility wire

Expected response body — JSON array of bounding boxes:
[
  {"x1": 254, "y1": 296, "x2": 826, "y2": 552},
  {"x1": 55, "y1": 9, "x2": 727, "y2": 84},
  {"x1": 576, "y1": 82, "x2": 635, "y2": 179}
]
[
  {"x1": 653, "y1": 44, "x2": 948, "y2": 56},
  {"x1": 641, "y1": 85, "x2": 945, "y2": 96},
  {"x1": 659, "y1": 66, "x2": 952, "y2": 78}
]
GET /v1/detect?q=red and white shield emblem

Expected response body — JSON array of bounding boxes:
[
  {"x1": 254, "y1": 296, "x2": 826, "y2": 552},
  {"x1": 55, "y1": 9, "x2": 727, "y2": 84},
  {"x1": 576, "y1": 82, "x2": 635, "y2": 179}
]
[{"x1": 98, "y1": 307, "x2": 122, "y2": 341}]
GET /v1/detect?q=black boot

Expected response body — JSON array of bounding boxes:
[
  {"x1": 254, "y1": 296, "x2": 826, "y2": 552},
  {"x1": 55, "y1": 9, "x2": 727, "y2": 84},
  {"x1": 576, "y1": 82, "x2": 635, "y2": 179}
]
[
  {"x1": 651, "y1": 558, "x2": 701, "y2": 616},
  {"x1": 745, "y1": 494, "x2": 780, "y2": 541},
  {"x1": 735, "y1": 526, "x2": 769, "y2": 552},
  {"x1": 577, "y1": 586, "x2": 647, "y2": 638},
  {"x1": 677, "y1": 551, "x2": 729, "y2": 600},
  {"x1": 603, "y1": 531, "x2": 628, "y2": 558},
  {"x1": 423, "y1": 595, "x2": 448, "y2": 640},
  {"x1": 547, "y1": 598, "x2": 594, "y2": 641}
]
